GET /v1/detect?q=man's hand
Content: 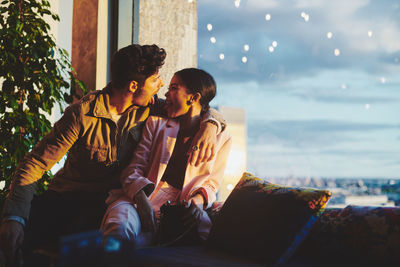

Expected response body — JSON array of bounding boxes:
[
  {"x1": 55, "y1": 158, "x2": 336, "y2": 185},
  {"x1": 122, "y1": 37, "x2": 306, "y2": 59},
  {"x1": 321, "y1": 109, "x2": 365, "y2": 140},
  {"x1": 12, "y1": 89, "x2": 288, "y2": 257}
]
[
  {"x1": 134, "y1": 190, "x2": 156, "y2": 234},
  {"x1": 182, "y1": 195, "x2": 204, "y2": 227},
  {"x1": 0, "y1": 220, "x2": 24, "y2": 265},
  {"x1": 189, "y1": 122, "x2": 218, "y2": 166}
]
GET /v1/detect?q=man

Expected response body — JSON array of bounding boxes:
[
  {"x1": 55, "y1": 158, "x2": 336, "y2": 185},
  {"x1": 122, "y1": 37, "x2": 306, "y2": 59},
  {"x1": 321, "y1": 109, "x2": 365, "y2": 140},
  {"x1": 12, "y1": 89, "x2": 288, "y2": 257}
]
[{"x1": 0, "y1": 44, "x2": 225, "y2": 265}]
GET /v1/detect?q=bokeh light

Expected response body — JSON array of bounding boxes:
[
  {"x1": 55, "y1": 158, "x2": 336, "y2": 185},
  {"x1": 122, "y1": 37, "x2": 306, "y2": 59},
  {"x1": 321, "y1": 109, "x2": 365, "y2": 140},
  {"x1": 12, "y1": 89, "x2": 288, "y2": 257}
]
[
  {"x1": 241, "y1": 56, "x2": 247, "y2": 63},
  {"x1": 265, "y1": 13, "x2": 271, "y2": 21},
  {"x1": 234, "y1": 0, "x2": 240, "y2": 8},
  {"x1": 219, "y1": 53, "x2": 225, "y2": 60},
  {"x1": 327, "y1": 32, "x2": 333, "y2": 39},
  {"x1": 269, "y1": 46, "x2": 274, "y2": 52},
  {"x1": 334, "y1": 48, "x2": 340, "y2": 56},
  {"x1": 244, "y1": 44, "x2": 250, "y2": 51},
  {"x1": 210, "y1": 37, "x2": 216, "y2": 43},
  {"x1": 207, "y1": 23, "x2": 213, "y2": 31}
]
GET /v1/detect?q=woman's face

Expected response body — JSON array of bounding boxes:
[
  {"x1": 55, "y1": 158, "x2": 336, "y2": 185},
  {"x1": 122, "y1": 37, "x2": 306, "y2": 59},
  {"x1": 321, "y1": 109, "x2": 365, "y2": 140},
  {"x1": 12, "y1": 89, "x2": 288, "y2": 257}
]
[{"x1": 164, "y1": 74, "x2": 194, "y2": 118}]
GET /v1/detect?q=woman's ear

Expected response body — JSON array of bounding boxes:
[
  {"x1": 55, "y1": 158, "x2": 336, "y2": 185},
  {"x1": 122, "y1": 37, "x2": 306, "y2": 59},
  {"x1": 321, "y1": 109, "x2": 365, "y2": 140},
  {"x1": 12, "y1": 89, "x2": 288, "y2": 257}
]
[
  {"x1": 193, "y1": 92, "x2": 202, "y2": 103},
  {"x1": 129, "y1": 81, "x2": 138, "y2": 92}
]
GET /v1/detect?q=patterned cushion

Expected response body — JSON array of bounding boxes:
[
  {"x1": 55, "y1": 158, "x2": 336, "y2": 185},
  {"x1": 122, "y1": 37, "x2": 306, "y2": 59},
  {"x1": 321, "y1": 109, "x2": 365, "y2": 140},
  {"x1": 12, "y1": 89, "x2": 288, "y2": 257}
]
[
  {"x1": 206, "y1": 172, "x2": 331, "y2": 265},
  {"x1": 297, "y1": 205, "x2": 400, "y2": 265}
]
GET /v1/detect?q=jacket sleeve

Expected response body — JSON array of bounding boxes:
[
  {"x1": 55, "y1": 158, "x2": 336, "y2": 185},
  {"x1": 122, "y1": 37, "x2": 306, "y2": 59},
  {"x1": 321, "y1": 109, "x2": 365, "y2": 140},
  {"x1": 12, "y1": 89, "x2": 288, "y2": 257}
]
[
  {"x1": 2, "y1": 105, "x2": 81, "y2": 220},
  {"x1": 201, "y1": 108, "x2": 227, "y2": 134},
  {"x1": 121, "y1": 117, "x2": 157, "y2": 200},
  {"x1": 190, "y1": 133, "x2": 232, "y2": 209}
]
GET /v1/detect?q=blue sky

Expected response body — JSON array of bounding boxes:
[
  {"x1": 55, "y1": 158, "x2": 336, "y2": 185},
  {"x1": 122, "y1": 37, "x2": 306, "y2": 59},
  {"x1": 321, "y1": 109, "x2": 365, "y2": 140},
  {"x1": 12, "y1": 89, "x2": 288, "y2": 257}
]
[{"x1": 197, "y1": 0, "x2": 400, "y2": 178}]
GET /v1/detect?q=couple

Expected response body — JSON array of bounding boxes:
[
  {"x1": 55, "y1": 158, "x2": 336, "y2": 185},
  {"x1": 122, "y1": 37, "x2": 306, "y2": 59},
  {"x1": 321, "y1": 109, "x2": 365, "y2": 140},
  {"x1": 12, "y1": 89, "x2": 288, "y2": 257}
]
[
  {"x1": 0, "y1": 44, "x2": 230, "y2": 264},
  {"x1": 101, "y1": 67, "x2": 232, "y2": 247}
]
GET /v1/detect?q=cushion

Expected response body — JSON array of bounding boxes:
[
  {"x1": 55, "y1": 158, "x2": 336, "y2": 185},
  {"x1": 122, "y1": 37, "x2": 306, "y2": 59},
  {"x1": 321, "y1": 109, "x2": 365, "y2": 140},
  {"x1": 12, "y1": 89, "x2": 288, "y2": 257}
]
[
  {"x1": 297, "y1": 205, "x2": 400, "y2": 265},
  {"x1": 206, "y1": 172, "x2": 331, "y2": 265}
]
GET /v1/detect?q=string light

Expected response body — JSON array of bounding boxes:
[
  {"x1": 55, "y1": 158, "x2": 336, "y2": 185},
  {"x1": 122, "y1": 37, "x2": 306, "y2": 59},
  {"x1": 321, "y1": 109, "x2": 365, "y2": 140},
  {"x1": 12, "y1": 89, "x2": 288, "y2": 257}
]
[
  {"x1": 334, "y1": 49, "x2": 340, "y2": 56},
  {"x1": 272, "y1": 41, "x2": 278, "y2": 47},
  {"x1": 269, "y1": 46, "x2": 274, "y2": 52},
  {"x1": 301, "y1": 12, "x2": 310, "y2": 22},
  {"x1": 244, "y1": 44, "x2": 250, "y2": 51},
  {"x1": 327, "y1": 32, "x2": 333, "y2": 39},
  {"x1": 207, "y1": 24, "x2": 213, "y2": 31},
  {"x1": 242, "y1": 56, "x2": 247, "y2": 63},
  {"x1": 367, "y1": 30, "x2": 373, "y2": 37},
  {"x1": 219, "y1": 53, "x2": 225, "y2": 60},
  {"x1": 210, "y1": 37, "x2": 216, "y2": 43},
  {"x1": 234, "y1": 0, "x2": 240, "y2": 8},
  {"x1": 265, "y1": 14, "x2": 271, "y2": 21}
]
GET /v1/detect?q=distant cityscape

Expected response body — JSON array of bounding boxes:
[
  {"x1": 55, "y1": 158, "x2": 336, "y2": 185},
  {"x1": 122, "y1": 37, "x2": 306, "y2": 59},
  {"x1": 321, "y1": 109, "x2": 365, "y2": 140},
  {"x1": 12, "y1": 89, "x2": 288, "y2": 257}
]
[{"x1": 264, "y1": 176, "x2": 400, "y2": 208}]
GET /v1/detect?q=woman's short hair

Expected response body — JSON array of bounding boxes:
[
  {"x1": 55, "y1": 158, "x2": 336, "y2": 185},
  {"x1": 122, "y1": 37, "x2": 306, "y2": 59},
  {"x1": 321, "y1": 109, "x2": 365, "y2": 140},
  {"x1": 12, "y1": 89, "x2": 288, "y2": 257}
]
[
  {"x1": 174, "y1": 68, "x2": 216, "y2": 111},
  {"x1": 111, "y1": 44, "x2": 166, "y2": 90}
]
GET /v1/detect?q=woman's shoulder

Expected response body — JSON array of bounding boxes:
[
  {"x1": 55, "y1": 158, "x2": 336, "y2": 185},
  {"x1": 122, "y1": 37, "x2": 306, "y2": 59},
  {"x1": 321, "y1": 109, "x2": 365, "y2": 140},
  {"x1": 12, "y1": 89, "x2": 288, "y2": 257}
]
[{"x1": 146, "y1": 116, "x2": 179, "y2": 128}]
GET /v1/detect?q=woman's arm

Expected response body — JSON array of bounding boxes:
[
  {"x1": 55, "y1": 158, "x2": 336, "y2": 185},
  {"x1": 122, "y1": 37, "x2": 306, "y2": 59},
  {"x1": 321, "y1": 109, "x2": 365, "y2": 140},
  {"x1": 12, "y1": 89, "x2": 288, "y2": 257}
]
[
  {"x1": 120, "y1": 117, "x2": 158, "y2": 200},
  {"x1": 120, "y1": 117, "x2": 160, "y2": 233}
]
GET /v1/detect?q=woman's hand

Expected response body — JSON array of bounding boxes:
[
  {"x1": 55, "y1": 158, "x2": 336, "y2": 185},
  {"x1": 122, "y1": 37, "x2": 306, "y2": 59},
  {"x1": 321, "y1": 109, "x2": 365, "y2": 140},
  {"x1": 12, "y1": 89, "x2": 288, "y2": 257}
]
[
  {"x1": 182, "y1": 194, "x2": 204, "y2": 227},
  {"x1": 189, "y1": 122, "x2": 217, "y2": 166},
  {"x1": 134, "y1": 190, "x2": 156, "y2": 234}
]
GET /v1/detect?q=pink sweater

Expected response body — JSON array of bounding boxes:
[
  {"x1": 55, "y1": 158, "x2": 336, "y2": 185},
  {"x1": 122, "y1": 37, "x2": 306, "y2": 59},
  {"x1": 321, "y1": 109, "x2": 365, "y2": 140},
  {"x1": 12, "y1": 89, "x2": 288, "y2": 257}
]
[{"x1": 121, "y1": 116, "x2": 232, "y2": 209}]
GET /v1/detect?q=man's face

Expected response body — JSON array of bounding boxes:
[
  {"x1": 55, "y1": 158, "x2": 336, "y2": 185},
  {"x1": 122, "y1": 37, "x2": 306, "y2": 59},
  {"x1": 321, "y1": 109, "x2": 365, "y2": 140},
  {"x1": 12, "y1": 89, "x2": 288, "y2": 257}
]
[{"x1": 133, "y1": 72, "x2": 164, "y2": 106}]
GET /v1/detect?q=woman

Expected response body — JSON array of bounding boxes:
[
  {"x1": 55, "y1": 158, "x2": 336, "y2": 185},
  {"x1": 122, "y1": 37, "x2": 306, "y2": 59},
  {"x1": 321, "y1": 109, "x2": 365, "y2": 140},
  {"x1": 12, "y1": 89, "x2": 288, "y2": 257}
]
[{"x1": 101, "y1": 68, "x2": 232, "y2": 246}]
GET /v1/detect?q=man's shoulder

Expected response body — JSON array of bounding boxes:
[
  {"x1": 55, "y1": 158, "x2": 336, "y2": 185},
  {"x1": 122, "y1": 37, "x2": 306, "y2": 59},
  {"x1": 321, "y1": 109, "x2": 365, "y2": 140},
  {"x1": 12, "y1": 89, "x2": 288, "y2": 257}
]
[
  {"x1": 80, "y1": 90, "x2": 102, "y2": 103},
  {"x1": 67, "y1": 90, "x2": 102, "y2": 113}
]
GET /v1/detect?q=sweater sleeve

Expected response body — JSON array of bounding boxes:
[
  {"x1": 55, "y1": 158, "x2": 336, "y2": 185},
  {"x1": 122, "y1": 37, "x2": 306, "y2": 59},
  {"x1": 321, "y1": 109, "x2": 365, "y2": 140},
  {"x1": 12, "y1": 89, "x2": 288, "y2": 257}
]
[{"x1": 121, "y1": 117, "x2": 158, "y2": 200}]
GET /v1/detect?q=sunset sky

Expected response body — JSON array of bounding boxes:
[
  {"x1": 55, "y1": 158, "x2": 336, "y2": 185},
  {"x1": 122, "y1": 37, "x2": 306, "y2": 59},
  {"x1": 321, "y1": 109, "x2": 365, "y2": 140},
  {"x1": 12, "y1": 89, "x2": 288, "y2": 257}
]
[{"x1": 198, "y1": 0, "x2": 400, "y2": 178}]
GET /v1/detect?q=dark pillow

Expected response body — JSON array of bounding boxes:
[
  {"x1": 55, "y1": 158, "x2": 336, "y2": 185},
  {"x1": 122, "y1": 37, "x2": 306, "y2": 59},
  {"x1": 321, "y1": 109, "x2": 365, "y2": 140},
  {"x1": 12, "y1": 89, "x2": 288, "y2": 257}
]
[
  {"x1": 298, "y1": 205, "x2": 400, "y2": 265},
  {"x1": 206, "y1": 172, "x2": 331, "y2": 265}
]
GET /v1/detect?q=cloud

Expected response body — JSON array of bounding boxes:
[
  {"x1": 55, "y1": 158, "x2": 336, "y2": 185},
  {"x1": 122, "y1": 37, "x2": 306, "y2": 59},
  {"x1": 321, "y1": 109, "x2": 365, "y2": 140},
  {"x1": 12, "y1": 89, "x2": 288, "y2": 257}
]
[
  {"x1": 247, "y1": 119, "x2": 400, "y2": 148},
  {"x1": 198, "y1": 0, "x2": 400, "y2": 84},
  {"x1": 291, "y1": 90, "x2": 399, "y2": 104}
]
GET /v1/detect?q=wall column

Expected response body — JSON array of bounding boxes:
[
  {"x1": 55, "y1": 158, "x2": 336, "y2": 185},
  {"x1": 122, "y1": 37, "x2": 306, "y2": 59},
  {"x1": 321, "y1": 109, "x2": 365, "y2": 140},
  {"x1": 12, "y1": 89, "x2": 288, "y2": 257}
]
[{"x1": 71, "y1": 0, "x2": 98, "y2": 92}]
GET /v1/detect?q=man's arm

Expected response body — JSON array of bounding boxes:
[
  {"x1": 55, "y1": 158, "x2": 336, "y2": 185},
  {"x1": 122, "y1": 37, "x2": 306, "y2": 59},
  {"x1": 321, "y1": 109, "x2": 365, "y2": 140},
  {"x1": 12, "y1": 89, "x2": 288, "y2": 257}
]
[
  {"x1": 2, "y1": 105, "x2": 80, "y2": 220},
  {"x1": 0, "y1": 105, "x2": 80, "y2": 263}
]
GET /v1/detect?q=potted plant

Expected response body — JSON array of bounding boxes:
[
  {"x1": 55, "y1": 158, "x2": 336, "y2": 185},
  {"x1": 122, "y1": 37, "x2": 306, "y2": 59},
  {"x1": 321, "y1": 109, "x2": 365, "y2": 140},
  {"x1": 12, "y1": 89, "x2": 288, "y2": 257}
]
[{"x1": 0, "y1": 0, "x2": 86, "y2": 209}]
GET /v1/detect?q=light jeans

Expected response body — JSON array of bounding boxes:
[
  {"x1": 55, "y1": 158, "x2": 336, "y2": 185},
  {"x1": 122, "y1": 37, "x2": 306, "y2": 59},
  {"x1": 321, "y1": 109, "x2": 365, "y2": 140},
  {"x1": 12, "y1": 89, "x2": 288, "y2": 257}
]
[{"x1": 100, "y1": 183, "x2": 181, "y2": 247}]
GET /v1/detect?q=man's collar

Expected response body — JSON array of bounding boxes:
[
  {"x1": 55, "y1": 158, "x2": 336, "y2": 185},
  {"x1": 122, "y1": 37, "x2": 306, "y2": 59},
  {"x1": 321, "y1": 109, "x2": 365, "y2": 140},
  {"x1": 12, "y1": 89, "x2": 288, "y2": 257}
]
[
  {"x1": 92, "y1": 84, "x2": 112, "y2": 119},
  {"x1": 93, "y1": 83, "x2": 140, "y2": 119}
]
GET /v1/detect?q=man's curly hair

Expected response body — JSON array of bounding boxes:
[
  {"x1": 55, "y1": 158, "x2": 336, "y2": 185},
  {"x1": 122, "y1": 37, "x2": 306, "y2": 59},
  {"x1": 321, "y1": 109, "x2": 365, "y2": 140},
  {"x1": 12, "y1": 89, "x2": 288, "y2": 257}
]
[{"x1": 111, "y1": 44, "x2": 166, "y2": 90}]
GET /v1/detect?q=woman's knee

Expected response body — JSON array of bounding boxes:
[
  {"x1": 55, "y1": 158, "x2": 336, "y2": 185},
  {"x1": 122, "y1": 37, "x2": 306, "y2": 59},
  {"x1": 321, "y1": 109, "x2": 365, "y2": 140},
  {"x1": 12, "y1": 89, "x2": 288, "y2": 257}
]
[{"x1": 101, "y1": 201, "x2": 141, "y2": 241}]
